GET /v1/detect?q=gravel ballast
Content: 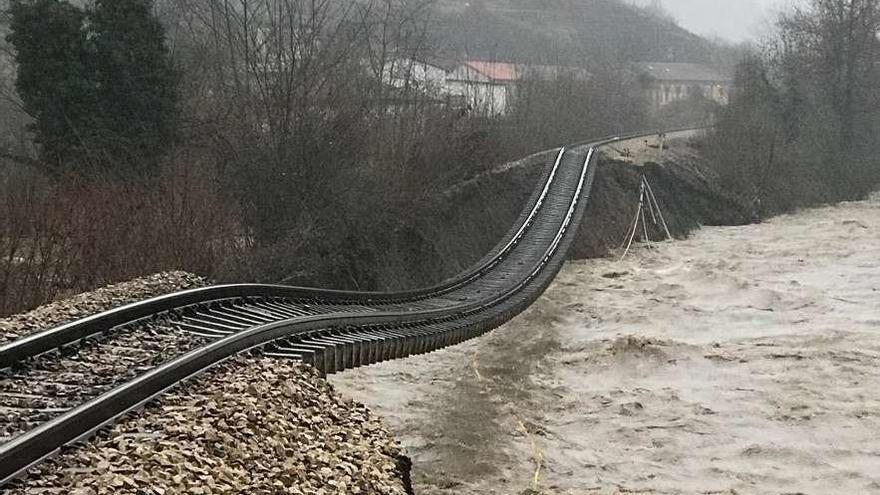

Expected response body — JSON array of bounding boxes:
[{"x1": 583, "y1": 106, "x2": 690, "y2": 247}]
[
  {"x1": 0, "y1": 321, "x2": 209, "y2": 441},
  {"x1": 1, "y1": 271, "x2": 411, "y2": 494},
  {"x1": 8, "y1": 356, "x2": 411, "y2": 494},
  {"x1": 0, "y1": 271, "x2": 207, "y2": 345}
]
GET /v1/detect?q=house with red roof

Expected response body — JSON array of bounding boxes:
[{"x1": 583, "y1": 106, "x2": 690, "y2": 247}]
[
  {"x1": 445, "y1": 61, "x2": 521, "y2": 115},
  {"x1": 382, "y1": 57, "x2": 590, "y2": 115}
]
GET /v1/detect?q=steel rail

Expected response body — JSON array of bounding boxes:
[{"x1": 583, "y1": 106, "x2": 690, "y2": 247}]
[
  {"x1": 0, "y1": 128, "x2": 701, "y2": 487},
  {"x1": 2, "y1": 127, "x2": 706, "y2": 368},
  {"x1": 0, "y1": 149, "x2": 569, "y2": 369},
  {"x1": 0, "y1": 142, "x2": 595, "y2": 485}
]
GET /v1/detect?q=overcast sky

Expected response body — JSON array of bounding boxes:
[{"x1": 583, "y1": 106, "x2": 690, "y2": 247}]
[{"x1": 629, "y1": 0, "x2": 802, "y2": 42}]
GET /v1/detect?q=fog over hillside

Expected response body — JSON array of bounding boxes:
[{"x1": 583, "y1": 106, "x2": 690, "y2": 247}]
[
  {"x1": 629, "y1": 0, "x2": 799, "y2": 42},
  {"x1": 430, "y1": 0, "x2": 720, "y2": 64}
]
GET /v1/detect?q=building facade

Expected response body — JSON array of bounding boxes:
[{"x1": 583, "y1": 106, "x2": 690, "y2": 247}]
[
  {"x1": 639, "y1": 62, "x2": 732, "y2": 108},
  {"x1": 384, "y1": 59, "x2": 590, "y2": 116},
  {"x1": 445, "y1": 61, "x2": 520, "y2": 115}
]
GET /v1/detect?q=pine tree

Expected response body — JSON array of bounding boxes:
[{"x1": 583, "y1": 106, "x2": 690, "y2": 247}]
[
  {"x1": 7, "y1": 0, "x2": 95, "y2": 170},
  {"x1": 90, "y1": 0, "x2": 179, "y2": 174},
  {"x1": 7, "y1": 0, "x2": 178, "y2": 176}
]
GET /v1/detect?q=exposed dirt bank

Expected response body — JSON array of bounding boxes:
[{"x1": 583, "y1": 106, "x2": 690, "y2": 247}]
[
  {"x1": 573, "y1": 135, "x2": 754, "y2": 260},
  {"x1": 414, "y1": 133, "x2": 753, "y2": 290},
  {"x1": 331, "y1": 193, "x2": 880, "y2": 494}
]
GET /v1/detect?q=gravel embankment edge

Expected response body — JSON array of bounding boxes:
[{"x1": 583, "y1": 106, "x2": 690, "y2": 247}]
[
  {"x1": 2, "y1": 273, "x2": 413, "y2": 494},
  {"x1": 0, "y1": 271, "x2": 207, "y2": 345},
  {"x1": 9, "y1": 356, "x2": 412, "y2": 494}
]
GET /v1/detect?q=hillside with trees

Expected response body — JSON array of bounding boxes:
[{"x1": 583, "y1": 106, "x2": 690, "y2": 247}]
[
  {"x1": 428, "y1": 0, "x2": 718, "y2": 64},
  {"x1": 0, "y1": 0, "x2": 726, "y2": 317},
  {"x1": 707, "y1": 0, "x2": 880, "y2": 216}
]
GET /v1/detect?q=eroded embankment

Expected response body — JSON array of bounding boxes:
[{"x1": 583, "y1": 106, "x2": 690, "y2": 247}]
[
  {"x1": 218, "y1": 135, "x2": 750, "y2": 297},
  {"x1": 0, "y1": 136, "x2": 756, "y2": 494},
  {"x1": 419, "y1": 135, "x2": 753, "y2": 277}
]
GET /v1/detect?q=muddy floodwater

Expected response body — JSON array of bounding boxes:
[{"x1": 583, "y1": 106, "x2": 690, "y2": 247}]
[{"x1": 331, "y1": 194, "x2": 880, "y2": 495}]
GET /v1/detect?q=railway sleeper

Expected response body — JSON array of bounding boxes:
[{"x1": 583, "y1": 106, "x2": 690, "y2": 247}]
[
  {"x1": 210, "y1": 306, "x2": 270, "y2": 326},
  {"x1": 331, "y1": 333, "x2": 372, "y2": 371},
  {"x1": 269, "y1": 340, "x2": 333, "y2": 374},
  {"x1": 308, "y1": 334, "x2": 354, "y2": 371},
  {"x1": 289, "y1": 343, "x2": 330, "y2": 374},
  {"x1": 261, "y1": 347, "x2": 305, "y2": 361},
  {"x1": 327, "y1": 330, "x2": 388, "y2": 369},
  {"x1": 181, "y1": 316, "x2": 243, "y2": 334},
  {"x1": 198, "y1": 306, "x2": 257, "y2": 327},
  {"x1": 370, "y1": 329, "x2": 406, "y2": 362},
  {"x1": 222, "y1": 305, "x2": 275, "y2": 323},
  {"x1": 174, "y1": 321, "x2": 229, "y2": 339},
  {"x1": 370, "y1": 328, "x2": 410, "y2": 358},
  {"x1": 258, "y1": 301, "x2": 309, "y2": 318},
  {"x1": 235, "y1": 304, "x2": 286, "y2": 321},
  {"x1": 252, "y1": 301, "x2": 303, "y2": 319},
  {"x1": 190, "y1": 311, "x2": 251, "y2": 330},
  {"x1": 306, "y1": 335, "x2": 354, "y2": 373}
]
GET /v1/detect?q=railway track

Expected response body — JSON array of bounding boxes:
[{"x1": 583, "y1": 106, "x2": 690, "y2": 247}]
[{"x1": 0, "y1": 130, "x2": 686, "y2": 487}]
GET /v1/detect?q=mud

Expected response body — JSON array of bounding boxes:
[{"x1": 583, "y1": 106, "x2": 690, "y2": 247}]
[{"x1": 571, "y1": 134, "x2": 754, "y2": 260}]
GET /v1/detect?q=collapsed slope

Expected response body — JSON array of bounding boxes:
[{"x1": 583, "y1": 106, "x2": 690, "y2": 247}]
[{"x1": 421, "y1": 133, "x2": 753, "y2": 283}]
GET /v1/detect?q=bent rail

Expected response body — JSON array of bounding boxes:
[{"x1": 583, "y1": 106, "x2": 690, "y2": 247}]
[
  {"x1": 0, "y1": 128, "x2": 701, "y2": 486},
  {"x1": 0, "y1": 149, "x2": 569, "y2": 369}
]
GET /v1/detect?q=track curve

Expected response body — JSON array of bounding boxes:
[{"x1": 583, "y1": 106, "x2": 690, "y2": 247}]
[{"x1": 0, "y1": 130, "x2": 690, "y2": 486}]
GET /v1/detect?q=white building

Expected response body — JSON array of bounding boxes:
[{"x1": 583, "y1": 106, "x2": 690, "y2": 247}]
[
  {"x1": 383, "y1": 58, "x2": 590, "y2": 115},
  {"x1": 639, "y1": 62, "x2": 732, "y2": 108},
  {"x1": 445, "y1": 61, "x2": 521, "y2": 115},
  {"x1": 382, "y1": 56, "x2": 454, "y2": 96}
]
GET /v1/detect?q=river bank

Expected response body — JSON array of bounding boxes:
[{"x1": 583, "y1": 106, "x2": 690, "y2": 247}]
[{"x1": 331, "y1": 193, "x2": 880, "y2": 494}]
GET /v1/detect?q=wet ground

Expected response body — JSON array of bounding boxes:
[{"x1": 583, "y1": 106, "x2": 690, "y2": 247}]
[
  {"x1": 331, "y1": 193, "x2": 880, "y2": 494},
  {"x1": 601, "y1": 129, "x2": 703, "y2": 166}
]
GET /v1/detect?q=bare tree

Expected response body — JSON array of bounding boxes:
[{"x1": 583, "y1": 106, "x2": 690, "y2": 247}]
[
  {"x1": 709, "y1": 0, "x2": 880, "y2": 216},
  {"x1": 776, "y1": 0, "x2": 880, "y2": 147}
]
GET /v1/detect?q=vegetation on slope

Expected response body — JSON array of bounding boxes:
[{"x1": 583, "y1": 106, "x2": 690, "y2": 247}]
[
  {"x1": 706, "y1": 0, "x2": 880, "y2": 217},
  {"x1": 0, "y1": 0, "x2": 726, "y2": 316},
  {"x1": 429, "y1": 0, "x2": 718, "y2": 64}
]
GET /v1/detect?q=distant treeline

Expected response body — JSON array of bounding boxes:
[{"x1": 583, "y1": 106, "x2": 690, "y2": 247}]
[
  {"x1": 6, "y1": 0, "x2": 178, "y2": 176},
  {"x1": 708, "y1": 0, "x2": 880, "y2": 215}
]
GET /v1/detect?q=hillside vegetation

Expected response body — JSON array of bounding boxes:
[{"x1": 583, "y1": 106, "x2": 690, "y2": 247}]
[
  {"x1": 707, "y1": 0, "x2": 880, "y2": 216},
  {"x1": 0, "y1": 0, "x2": 722, "y2": 317},
  {"x1": 429, "y1": 0, "x2": 717, "y2": 63}
]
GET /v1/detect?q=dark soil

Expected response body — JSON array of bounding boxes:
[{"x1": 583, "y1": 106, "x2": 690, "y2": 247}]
[
  {"x1": 571, "y1": 153, "x2": 756, "y2": 259},
  {"x1": 219, "y1": 138, "x2": 749, "y2": 294},
  {"x1": 393, "y1": 139, "x2": 754, "y2": 289}
]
